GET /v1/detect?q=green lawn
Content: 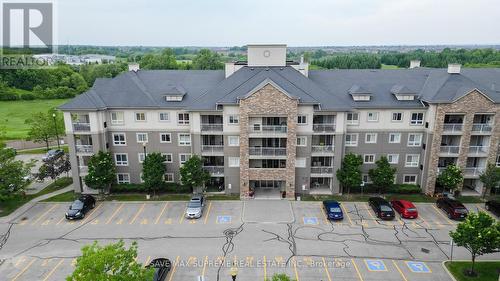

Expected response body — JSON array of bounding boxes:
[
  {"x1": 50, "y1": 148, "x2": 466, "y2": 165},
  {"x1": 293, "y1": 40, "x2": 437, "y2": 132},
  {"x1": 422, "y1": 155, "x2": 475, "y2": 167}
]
[
  {"x1": 381, "y1": 64, "x2": 401, "y2": 69},
  {"x1": 42, "y1": 190, "x2": 78, "y2": 202},
  {"x1": 0, "y1": 99, "x2": 69, "y2": 140},
  {"x1": 445, "y1": 261, "x2": 500, "y2": 281}
]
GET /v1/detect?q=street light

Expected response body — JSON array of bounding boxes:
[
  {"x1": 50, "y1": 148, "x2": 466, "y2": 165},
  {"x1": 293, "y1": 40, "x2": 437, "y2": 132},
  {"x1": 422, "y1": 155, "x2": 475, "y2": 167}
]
[
  {"x1": 142, "y1": 142, "x2": 147, "y2": 155},
  {"x1": 52, "y1": 113, "x2": 60, "y2": 149}
]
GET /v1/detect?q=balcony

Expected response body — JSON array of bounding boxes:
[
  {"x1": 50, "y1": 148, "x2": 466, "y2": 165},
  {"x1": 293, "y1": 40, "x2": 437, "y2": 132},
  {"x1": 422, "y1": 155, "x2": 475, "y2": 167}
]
[
  {"x1": 442, "y1": 124, "x2": 463, "y2": 133},
  {"x1": 313, "y1": 124, "x2": 336, "y2": 133},
  {"x1": 249, "y1": 147, "x2": 286, "y2": 157},
  {"x1": 471, "y1": 123, "x2": 493, "y2": 134},
  {"x1": 468, "y1": 146, "x2": 489, "y2": 155},
  {"x1": 464, "y1": 167, "x2": 485, "y2": 177},
  {"x1": 311, "y1": 145, "x2": 334, "y2": 154},
  {"x1": 201, "y1": 145, "x2": 224, "y2": 155},
  {"x1": 73, "y1": 122, "x2": 91, "y2": 132},
  {"x1": 440, "y1": 146, "x2": 460, "y2": 155},
  {"x1": 76, "y1": 145, "x2": 93, "y2": 154},
  {"x1": 201, "y1": 124, "x2": 223, "y2": 133},
  {"x1": 249, "y1": 125, "x2": 287, "y2": 136},
  {"x1": 311, "y1": 167, "x2": 334, "y2": 176},
  {"x1": 203, "y1": 166, "x2": 224, "y2": 177}
]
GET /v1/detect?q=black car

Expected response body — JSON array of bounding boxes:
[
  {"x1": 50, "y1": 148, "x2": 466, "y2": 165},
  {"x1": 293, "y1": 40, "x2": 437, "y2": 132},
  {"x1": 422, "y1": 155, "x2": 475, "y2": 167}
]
[
  {"x1": 42, "y1": 149, "x2": 64, "y2": 162},
  {"x1": 368, "y1": 197, "x2": 395, "y2": 220},
  {"x1": 485, "y1": 200, "x2": 500, "y2": 216},
  {"x1": 147, "y1": 258, "x2": 172, "y2": 281},
  {"x1": 65, "y1": 195, "x2": 96, "y2": 220},
  {"x1": 436, "y1": 197, "x2": 468, "y2": 220}
]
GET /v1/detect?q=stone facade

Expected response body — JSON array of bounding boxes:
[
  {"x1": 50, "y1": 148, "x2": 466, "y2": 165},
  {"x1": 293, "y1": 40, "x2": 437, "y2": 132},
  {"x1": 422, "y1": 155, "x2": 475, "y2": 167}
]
[{"x1": 239, "y1": 83, "x2": 299, "y2": 199}]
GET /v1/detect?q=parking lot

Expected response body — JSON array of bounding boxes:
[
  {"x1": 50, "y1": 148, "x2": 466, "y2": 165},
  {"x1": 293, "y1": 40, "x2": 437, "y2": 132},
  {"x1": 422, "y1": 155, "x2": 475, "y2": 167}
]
[{"x1": 0, "y1": 200, "x2": 498, "y2": 281}]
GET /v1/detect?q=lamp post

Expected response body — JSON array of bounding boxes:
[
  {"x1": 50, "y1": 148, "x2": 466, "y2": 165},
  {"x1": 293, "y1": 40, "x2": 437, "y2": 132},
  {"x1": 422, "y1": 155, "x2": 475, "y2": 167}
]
[
  {"x1": 52, "y1": 113, "x2": 60, "y2": 149},
  {"x1": 142, "y1": 142, "x2": 147, "y2": 155}
]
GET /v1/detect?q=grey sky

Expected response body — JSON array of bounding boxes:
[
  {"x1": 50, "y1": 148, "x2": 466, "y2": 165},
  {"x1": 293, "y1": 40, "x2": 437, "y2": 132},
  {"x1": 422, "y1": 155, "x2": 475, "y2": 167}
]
[{"x1": 57, "y1": 0, "x2": 500, "y2": 46}]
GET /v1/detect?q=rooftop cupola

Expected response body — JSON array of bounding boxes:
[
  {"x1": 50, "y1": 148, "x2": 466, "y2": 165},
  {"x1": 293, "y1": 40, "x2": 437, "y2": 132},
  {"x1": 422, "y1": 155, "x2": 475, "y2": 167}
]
[{"x1": 447, "y1": 63, "x2": 461, "y2": 74}]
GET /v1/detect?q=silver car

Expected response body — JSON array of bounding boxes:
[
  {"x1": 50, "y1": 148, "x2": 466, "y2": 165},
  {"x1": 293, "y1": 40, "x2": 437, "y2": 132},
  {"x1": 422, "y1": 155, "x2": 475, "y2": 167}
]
[{"x1": 185, "y1": 195, "x2": 205, "y2": 219}]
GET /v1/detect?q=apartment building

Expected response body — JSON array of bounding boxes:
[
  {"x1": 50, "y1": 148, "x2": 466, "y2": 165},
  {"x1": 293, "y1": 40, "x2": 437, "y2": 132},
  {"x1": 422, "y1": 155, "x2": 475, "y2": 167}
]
[{"x1": 60, "y1": 44, "x2": 500, "y2": 198}]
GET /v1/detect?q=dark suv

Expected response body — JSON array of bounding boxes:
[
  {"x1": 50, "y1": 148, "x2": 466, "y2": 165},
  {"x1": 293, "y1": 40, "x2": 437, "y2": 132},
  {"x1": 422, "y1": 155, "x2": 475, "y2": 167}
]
[
  {"x1": 485, "y1": 200, "x2": 500, "y2": 216},
  {"x1": 436, "y1": 197, "x2": 468, "y2": 220},
  {"x1": 368, "y1": 197, "x2": 395, "y2": 220},
  {"x1": 65, "y1": 195, "x2": 96, "y2": 220}
]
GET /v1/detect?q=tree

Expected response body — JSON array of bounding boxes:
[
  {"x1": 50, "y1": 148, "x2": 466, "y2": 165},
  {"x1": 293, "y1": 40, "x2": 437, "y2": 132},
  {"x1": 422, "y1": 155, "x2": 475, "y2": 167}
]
[
  {"x1": 0, "y1": 149, "x2": 33, "y2": 200},
  {"x1": 142, "y1": 152, "x2": 166, "y2": 197},
  {"x1": 368, "y1": 156, "x2": 397, "y2": 194},
  {"x1": 67, "y1": 240, "x2": 153, "y2": 281},
  {"x1": 479, "y1": 163, "x2": 500, "y2": 197},
  {"x1": 37, "y1": 154, "x2": 71, "y2": 181},
  {"x1": 25, "y1": 109, "x2": 64, "y2": 150},
  {"x1": 336, "y1": 153, "x2": 363, "y2": 195},
  {"x1": 267, "y1": 273, "x2": 296, "y2": 281},
  {"x1": 437, "y1": 164, "x2": 463, "y2": 194},
  {"x1": 179, "y1": 155, "x2": 210, "y2": 192},
  {"x1": 192, "y1": 49, "x2": 224, "y2": 70},
  {"x1": 449, "y1": 212, "x2": 500, "y2": 276},
  {"x1": 84, "y1": 151, "x2": 116, "y2": 194}
]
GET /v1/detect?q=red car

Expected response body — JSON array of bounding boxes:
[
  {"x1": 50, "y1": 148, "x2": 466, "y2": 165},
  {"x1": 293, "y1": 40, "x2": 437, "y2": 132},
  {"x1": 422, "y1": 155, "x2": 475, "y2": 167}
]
[{"x1": 390, "y1": 200, "x2": 418, "y2": 219}]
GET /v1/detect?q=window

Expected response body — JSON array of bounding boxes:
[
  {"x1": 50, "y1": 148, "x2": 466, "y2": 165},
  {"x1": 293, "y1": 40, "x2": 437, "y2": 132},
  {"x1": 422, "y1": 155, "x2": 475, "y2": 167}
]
[
  {"x1": 387, "y1": 154, "x2": 399, "y2": 164},
  {"x1": 352, "y1": 95, "x2": 371, "y2": 101},
  {"x1": 296, "y1": 136, "x2": 307, "y2": 147},
  {"x1": 365, "y1": 133, "x2": 377, "y2": 144},
  {"x1": 405, "y1": 154, "x2": 420, "y2": 167},
  {"x1": 162, "y1": 153, "x2": 173, "y2": 163},
  {"x1": 160, "y1": 133, "x2": 172, "y2": 143},
  {"x1": 179, "y1": 154, "x2": 191, "y2": 165},
  {"x1": 362, "y1": 174, "x2": 372, "y2": 183},
  {"x1": 407, "y1": 133, "x2": 422, "y2": 147},
  {"x1": 112, "y1": 133, "x2": 126, "y2": 146},
  {"x1": 228, "y1": 136, "x2": 239, "y2": 146},
  {"x1": 345, "y1": 133, "x2": 358, "y2": 146},
  {"x1": 410, "y1": 112, "x2": 424, "y2": 125},
  {"x1": 403, "y1": 174, "x2": 417, "y2": 184},
  {"x1": 392, "y1": 112, "x2": 403, "y2": 122},
  {"x1": 346, "y1": 113, "x2": 359, "y2": 125},
  {"x1": 115, "y1": 153, "x2": 128, "y2": 166},
  {"x1": 135, "y1": 112, "x2": 146, "y2": 121},
  {"x1": 136, "y1": 133, "x2": 148, "y2": 143},
  {"x1": 367, "y1": 112, "x2": 379, "y2": 122},
  {"x1": 178, "y1": 113, "x2": 190, "y2": 125},
  {"x1": 295, "y1": 158, "x2": 306, "y2": 168},
  {"x1": 110, "y1": 112, "x2": 124, "y2": 125},
  {"x1": 178, "y1": 133, "x2": 191, "y2": 146},
  {"x1": 138, "y1": 153, "x2": 148, "y2": 163},
  {"x1": 228, "y1": 157, "x2": 240, "y2": 167},
  {"x1": 228, "y1": 115, "x2": 239, "y2": 124},
  {"x1": 159, "y1": 112, "x2": 170, "y2": 122},
  {"x1": 166, "y1": 95, "x2": 183, "y2": 101},
  {"x1": 364, "y1": 154, "x2": 375, "y2": 164},
  {"x1": 297, "y1": 115, "x2": 307, "y2": 124},
  {"x1": 389, "y1": 133, "x2": 401, "y2": 144},
  {"x1": 164, "y1": 173, "x2": 174, "y2": 182},
  {"x1": 117, "y1": 173, "x2": 130, "y2": 184}
]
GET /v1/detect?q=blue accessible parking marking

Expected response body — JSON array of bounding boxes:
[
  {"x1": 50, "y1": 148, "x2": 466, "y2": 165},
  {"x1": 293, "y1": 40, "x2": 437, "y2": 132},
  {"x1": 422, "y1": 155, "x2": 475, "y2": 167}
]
[
  {"x1": 405, "y1": 261, "x2": 431, "y2": 273},
  {"x1": 303, "y1": 217, "x2": 319, "y2": 225},
  {"x1": 217, "y1": 216, "x2": 231, "y2": 224},
  {"x1": 364, "y1": 259, "x2": 387, "y2": 271}
]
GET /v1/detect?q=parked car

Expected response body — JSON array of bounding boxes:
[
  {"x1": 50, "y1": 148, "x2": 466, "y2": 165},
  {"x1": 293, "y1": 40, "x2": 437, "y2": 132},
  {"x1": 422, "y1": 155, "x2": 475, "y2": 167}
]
[
  {"x1": 322, "y1": 200, "x2": 343, "y2": 220},
  {"x1": 485, "y1": 200, "x2": 500, "y2": 216},
  {"x1": 436, "y1": 197, "x2": 468, "y2": 220},
  {"x1": 185, "y1": 195, "x2": 205, "y2": 219},
  {"x1": 390, "y1": 199, "x2": 418, "y2": 219},
  {"x1": 147, "y1": 258, "x2": 172, "y2": 281},
  {"x1": 42, "y1": 149, "x2": 64, "y2": 162},
  {"x1": 65, "y1": 195, "x2": 96, "y2": 220},
  {"x1": 368, "y1": 197, "x2": 395, "y2": 220}
]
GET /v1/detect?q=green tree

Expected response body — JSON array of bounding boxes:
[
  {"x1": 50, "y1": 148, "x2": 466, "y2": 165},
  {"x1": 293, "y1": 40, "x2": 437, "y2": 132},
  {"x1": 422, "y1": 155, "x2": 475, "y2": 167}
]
[
  {"x1": 266, "y1": 273, "x2": 296, "y2": 281},
  {"x1": 25, "y1": 109, "x2": 64, "y2": 150},
  {"x1": 369, "y1": 156, "x2": 397, "y2": 194},
  {"x1": 0, "y1": 149, "x2": 33, "y2": 200},
  {"x1": 142, "y1": 152, "x2": 166, "y2": 197},
  {"x1": 84, "y1": 151, "x2": 116, "y2": 194},
  {"x1": 336, "y1": 153, "x2": 363, "y2": 195},
  {"x1": 192, "y1": 49, "x2": 224, "y2": 70},
  {"x1": 179, "y1": 155, "x2": 210, "y2": 192},
  {"x1": 449, "y1": 212, "x2": 500, "y2": 276},
  {"x1": 479, "y1": 163, "x2": 500, "y2": 197},
  {"x1": 67, "y1": 240, "x2": 153, "y2": 281},
  {"x1": 437, "y1": 164, "x2": 463, "y2": 194}
]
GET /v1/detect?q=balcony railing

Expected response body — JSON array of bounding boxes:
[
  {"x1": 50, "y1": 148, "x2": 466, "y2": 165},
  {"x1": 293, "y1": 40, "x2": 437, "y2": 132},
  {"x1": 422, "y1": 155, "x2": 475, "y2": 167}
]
[
  {"x1": 203, "y1": 166, "x2": 224, "y2": 175},
  {"x1": 311, "y1": 167, "x2": 334, "y2": 174},
  {"x1": 471, "y1": 123, "x2": 493, "y2": 133},
  {"x1": 201, "y1": 145, "x2": 224, "y2": 153},
  {"x1": 440, "y1": 146, "x2": 460, "y2": 154},
  {"x1": 249, "y1": 147, "x2": 286, "y2": 156},
  {"x1": 464, "y1": 167, "x2": 485, "y2": 176},
  {"x1": 76, "y1": 145, "x2": 93, "y2": 153},
  {"x1": 311, "y1": 145, "x2": 334, "y2": 153},
  {"x1": 249, "y1": 125, "x2": 287, "y2": 134},
  {"x1": 313, "y1": 124, "x2": 336, "y2": 132},
  {"x1": 469, "y1": 146, "x2": 489, "y2": 154},
  {"x1": 442, "y1": 124, "x2": 463, "y2": 133},
  {"x1": 201, "y1": 124, "x2": 223, "y2": 132},
  {"x1": 73, "y1": 122, "x2": 91, "y2": 132}
]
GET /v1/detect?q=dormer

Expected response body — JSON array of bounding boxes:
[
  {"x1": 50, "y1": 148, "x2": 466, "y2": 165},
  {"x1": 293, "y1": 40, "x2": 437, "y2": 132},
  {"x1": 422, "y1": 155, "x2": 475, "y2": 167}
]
[
  {"x1": 164, "y1": 85, "x2": 186, "y2": 102},
  {"x1": 391, "y1": 85, "x2": 417, "y2": 101},
  {"x1": 348, "y1": 85, "x2": 371, "y2": 101}
]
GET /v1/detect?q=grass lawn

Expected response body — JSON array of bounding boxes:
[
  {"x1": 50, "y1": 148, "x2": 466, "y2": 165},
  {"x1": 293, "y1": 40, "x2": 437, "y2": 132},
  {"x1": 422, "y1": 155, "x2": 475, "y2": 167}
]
[
  {"x1": 381, "y1": 64, "x2": 401, "y2": 69},
  {"x1": 42, "y1": 190, "x2": 78, "y2": 202},
  {"x1": 0, "y1": 99, "x2": 69, "y2": 140},
  {"x1": 445, "y1": 261, "x2": 500, "y2": 281}
]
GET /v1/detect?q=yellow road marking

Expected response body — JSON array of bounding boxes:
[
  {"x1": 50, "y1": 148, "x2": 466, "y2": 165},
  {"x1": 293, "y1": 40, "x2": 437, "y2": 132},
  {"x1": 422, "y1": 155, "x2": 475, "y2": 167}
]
[
  {"x1": 322, "y1": 257, "x2": 333, "y2": 281},
  {"x1": 165, "y1": 218, "x2": 172, "y2": 224},
  {"x1": 263, "y1": 256, "x2": 267, "y2": 281},
  {"x1": 202, "y1": 256, "x2": 208, "y2": 277},
  {"x1": 392, "y1": 260, "x2": 409, "y2": 281},
  {"x1": 11, "y1": 258, "x2": 35, "y2": 281},
  {"x1": 292, "y1": 257, "x2": 300, "y2": 281},
  {"x1": 351, "y1": 259, "x2": 364, "y2": 281},
  {"x1": 319, "y1": 203, "x2": 329, "y2": 224},
  {"x1": 365, "y1": 203, "x2": 376, "y2": 220},
  {"x1": 432, "y1": 205, "x2": 454, "y2": 225},
  {"x1": 56, "y1": 216, "x2": 66, "y2": 225},
  {"x1": 32, "y1": 205, "x2": 58, "y2": 225},
  {"x1": 155, "y1": 202, "x2": 169, "y2": 224},
  {"x1": 80, "y1": 203, "x2": 102, "y2": 225},
  {"x1": 105, "y1": 203, "x2": 124, "y2": 224},
  {"x1": 167, "y1": 256, "x2": 180, "y2": 281},
  {"x1": 144, "y1": 256, "x2": 151, "y2": 267},
  {"x1": 340, "y1": 204, "x2": 353, "y2": 225},
  {"x1": 42, "y1": 259, "x2": 64, "y2": 281},
  {"x1": 417, "y1": 213, "x2": 432, "y2": 228},
  {"x1": 141, "y1": 219, "x2": 148, "y2": 225},
  {"x1": 129, "y1": 203, "x2": 146, "y2": 224},
  {"x1": 179, "y1": 208, "x2": 186, "y2": 224},
  {"x1": 14, "y1": 257, "x2": 26, "y2": 267},
  {"x1": 204, "y1": 202, "x2": 212, "y2": 224},
  {"x1": 475, "y1": 204, "x2": 488, "y2": 213}
]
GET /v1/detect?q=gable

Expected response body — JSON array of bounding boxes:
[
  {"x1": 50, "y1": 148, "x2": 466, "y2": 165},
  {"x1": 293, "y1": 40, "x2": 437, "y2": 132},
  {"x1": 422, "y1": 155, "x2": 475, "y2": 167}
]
[{"x1": 239, "y1": 79, "x2": 298, "y2": 102}]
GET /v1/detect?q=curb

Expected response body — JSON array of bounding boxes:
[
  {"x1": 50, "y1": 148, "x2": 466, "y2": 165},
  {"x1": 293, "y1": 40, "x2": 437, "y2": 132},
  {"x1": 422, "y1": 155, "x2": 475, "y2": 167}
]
[{"x1": 442, "y1": 261, "x2": 458, "y2": 281}]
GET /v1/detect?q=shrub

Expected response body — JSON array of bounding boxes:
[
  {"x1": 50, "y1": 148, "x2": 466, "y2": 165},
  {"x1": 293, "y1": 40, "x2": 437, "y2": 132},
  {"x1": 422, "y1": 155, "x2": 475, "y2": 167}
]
[
  {"x1": 0, "y1": 92, "x2": 19, "y2": 101},
  {"x1": 20, "y1": 93, "x2": 35, "y2": 100},
  {"x1": 111, "y1": 183, "x2": 145, "y2": 193},
  {"x1": 388, "y1": 184, "x2": 421, "y2": 194}
]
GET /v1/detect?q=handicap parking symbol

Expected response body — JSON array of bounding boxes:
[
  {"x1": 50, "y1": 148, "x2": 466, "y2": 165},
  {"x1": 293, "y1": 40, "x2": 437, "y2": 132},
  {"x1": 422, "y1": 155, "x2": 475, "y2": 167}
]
[
  {"x1": 364, "y1": 259, "x2": 387, "y2": 271},
  {"x1": 217, "y1": 216, "x2": 231, "y2": 224},
  {"x1": 405, "y1": 261, "x2": 431, "y2": 273},
  {"x1": 303, "y1": 217, "x2": 319, "y2": 225}
]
